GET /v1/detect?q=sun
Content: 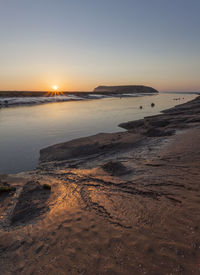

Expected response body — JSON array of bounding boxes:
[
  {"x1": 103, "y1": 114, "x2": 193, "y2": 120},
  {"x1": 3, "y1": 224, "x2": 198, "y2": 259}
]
[
  {"x1": 53, "y1": 85, "x2": 58, "y2": 91},
  {"x1": 46, "y1": 85, "x2": 64, "y2": 97}
]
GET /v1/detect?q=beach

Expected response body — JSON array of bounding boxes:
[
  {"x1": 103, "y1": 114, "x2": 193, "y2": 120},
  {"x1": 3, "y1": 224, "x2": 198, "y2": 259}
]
[
  {"x1": 1, "y1": 0, "x2": 199, "y2": 273},
  {"x1": 0, "y1": 96, "x2": 200, "y2": 274}
]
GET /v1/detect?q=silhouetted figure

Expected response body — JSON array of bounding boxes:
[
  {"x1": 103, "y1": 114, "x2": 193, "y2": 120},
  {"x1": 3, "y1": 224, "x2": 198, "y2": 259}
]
[{"x1": 151, "y1": 103, "x2": 155, "y2": 107}]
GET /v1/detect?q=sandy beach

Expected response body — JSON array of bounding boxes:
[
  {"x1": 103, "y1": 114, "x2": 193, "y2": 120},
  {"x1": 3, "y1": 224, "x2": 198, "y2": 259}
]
[{"x1": 0, "y1": 96, "x2": 200, "y2": 274}]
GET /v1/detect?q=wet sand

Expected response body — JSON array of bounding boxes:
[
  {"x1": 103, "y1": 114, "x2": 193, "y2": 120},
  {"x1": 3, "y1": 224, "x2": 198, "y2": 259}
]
[{"x1": 0, "y1": 96, "x2": 200, "y2": 274}]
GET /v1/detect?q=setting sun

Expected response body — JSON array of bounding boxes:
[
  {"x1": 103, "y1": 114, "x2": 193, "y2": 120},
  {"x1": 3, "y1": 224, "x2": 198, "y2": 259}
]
[
  {"x1": 53, "y1": 85, "x2": 58, "y2": 91},
  {"x1": 46, "y1": 85, "x2": 64, "y2": 97}
]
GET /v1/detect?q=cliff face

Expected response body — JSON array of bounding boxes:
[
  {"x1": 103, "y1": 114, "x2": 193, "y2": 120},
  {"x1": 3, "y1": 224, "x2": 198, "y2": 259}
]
[{"x1": 93, "y1": 85, "x2": 158, "y2": 94}]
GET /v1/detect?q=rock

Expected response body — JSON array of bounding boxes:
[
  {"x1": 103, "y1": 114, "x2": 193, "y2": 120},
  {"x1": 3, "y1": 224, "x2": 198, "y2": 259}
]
[
  {"x1": 0, "y1": 185, "x2": 16, "y2": 194},
  {"x1": 145, "y1": 118, "x2": 170, "y2": 128},
  {"x1": 145, "y1": 128, "x2": 175, "y2": 137},
  {"x1": 101, "y1": 160, "x2": 130, "y2": 176},
  {"x1": 93, "y1": 85, "x2": 159, "y2": 94},
  {"x1": 119, "y1": 119, "x2": 144, "y2": 130},
  {"x1": 39, "y1": 132, "x2": 142, "y2": 163},
  {"x1": 11, "y1": 181, "x2": 50, "y2": 226}
]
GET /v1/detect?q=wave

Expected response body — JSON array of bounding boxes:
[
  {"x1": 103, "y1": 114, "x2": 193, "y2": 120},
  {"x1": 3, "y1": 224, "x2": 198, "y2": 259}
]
[{"x1": 0, "y1": 93, "x2": 154, "y2": 108}]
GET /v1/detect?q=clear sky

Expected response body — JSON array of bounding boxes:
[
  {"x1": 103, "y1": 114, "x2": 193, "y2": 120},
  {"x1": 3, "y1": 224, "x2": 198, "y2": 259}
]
[{"x1": 0, "y1": 0, "x2": 199, "y2": 92}]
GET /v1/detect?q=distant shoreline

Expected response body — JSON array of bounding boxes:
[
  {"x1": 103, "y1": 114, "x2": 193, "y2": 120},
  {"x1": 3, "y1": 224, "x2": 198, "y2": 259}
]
[
  {"x1": 0, "y1": 91, "x2": 158, "y2": 108},
  {"x1": 0, "y1": 90, "x2": 199, "y2": 98},
  {"x1": 0, "y1": 85, "x2": 159, "y2": 97},
  {"x1": 0, "y1": 91, "x2": 92, "y2": 97}
]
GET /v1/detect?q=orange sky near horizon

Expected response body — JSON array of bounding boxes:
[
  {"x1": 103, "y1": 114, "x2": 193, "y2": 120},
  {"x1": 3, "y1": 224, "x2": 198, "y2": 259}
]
[
  {"x1": 0, "y1": 59, "x2": 200, "y2": 93},
  {"x1": 0, "y1": 75, "x2": 199, "y2": 93}
]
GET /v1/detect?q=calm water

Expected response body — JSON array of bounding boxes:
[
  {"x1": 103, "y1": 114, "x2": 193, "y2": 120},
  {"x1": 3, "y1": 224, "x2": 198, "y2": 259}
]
[{"x1": 0, "y1": 92, "x2": 197, "y2": 174}]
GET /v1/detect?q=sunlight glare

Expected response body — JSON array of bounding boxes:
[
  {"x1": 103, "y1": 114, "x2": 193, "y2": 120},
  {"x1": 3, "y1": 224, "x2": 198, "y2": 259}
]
[{"x1": 53, "y1": 85, "x2": 58, "y2": 90}]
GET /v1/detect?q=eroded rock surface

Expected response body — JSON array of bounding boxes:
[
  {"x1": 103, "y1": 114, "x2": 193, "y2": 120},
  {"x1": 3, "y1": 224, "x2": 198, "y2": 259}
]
[
  {"x1": 0, "y1": 96, "x2": 200, "y2": 274},
  {"x1": 11, "y1": 181, "x2": 50, "y2": 226}
]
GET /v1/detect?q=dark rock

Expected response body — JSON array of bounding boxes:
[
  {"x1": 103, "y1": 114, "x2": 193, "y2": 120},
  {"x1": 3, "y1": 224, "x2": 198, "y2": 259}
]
[
  {"x1": 11, "y1": 181, "x2": 50, "y2": 226},
  {"x1": 145, "y1": 128, "x2": 175, "y2": 137},
  {"x1": 119, "y1": 119, "x2": 144, "y2": 130},
  {"x1": 42, "y1": 184, "x2": 51, "y2": 190},
  {"x1": 186, "y1": 116, "x2": 200, "y2": 123},
  {"x1": 0, "y1": 182, "x2": 16, "y2": 194},
  {"x1": 93, "y1": 85, "x2": 159, "y2": 94},
  {"x1": 146, "y1": 119, "x2": 170, "y2": 128},
  {"x1": 102, "y1": 161, "x2": 130, "y2": 176}
]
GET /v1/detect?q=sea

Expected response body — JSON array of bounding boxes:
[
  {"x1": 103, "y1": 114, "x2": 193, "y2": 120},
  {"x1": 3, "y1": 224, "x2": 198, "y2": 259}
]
[{"x1": 0, "y1": 92, "x2": 198, "y2": 174}]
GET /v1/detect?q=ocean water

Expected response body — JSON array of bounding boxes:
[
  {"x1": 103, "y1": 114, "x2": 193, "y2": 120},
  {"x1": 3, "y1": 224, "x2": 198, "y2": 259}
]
[{"x1": 0, "y1": 92, "x2": 197, "y2": 174}]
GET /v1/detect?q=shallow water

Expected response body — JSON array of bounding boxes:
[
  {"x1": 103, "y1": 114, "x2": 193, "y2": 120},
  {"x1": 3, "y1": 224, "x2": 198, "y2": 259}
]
[{"x1": 0, "y1": 92, "x2": 197, "y2": 173}]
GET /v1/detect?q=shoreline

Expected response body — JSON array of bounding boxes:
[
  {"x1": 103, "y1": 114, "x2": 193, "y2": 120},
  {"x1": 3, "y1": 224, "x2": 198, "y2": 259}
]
[
  {"x1": 0, "y1": 96, "x2": 200, "y2": 274},
  {"x1": 39, "y1": 95, "x2": 200, "y2": 165},
  {"x1": 0, "y1": 92, "x2": 197, "y2": 175},
  {"x1": 0, "y1": 90, "x2": 198, "y2": 109},
  {"x1": 0, "y1": 92, "x2": 157, "y2": 108},
  {"x1": 0, "y1": 85, "x2": 158, "y2": 98}
]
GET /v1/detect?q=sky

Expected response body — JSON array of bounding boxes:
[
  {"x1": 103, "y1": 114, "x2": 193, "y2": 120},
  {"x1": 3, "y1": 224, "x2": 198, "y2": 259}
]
[{"x1": 0, "y1": 0, "x2": 199, "y2": 92}]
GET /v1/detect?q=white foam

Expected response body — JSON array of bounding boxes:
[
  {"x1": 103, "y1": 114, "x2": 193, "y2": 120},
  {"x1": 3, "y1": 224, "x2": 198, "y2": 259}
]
[
  {"x1": 0, "y1": 93, "x2": 151, "y2": 107},
  {"x1": 0, "y1": 95, "x2": 85, "y2": 107}
]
